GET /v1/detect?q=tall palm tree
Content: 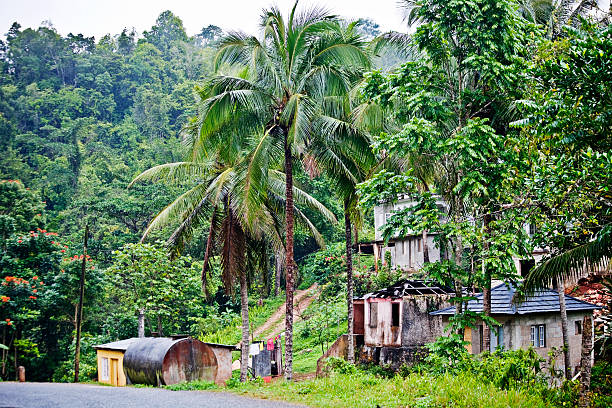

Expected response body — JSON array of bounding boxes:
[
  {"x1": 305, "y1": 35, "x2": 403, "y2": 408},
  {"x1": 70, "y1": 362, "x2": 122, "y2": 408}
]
[
  {"x1": 315, "y1": 98, "x2": 389, "y2": 362},
  {"x1": 130, "y1": 122, "x2": 336, "y2": 382},
  {"x1": 192, "y1": 1, "x2": 371, "y2": 379}
]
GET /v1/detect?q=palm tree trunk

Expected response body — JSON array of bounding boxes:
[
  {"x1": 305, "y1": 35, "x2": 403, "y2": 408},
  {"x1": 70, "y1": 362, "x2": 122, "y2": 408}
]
[
  {"x1": 344, "y1": 200, "x2": 355, "y2": 364},
  {"x1": 578, "y1": 314, "x2": 593, "y2": 408},
  {"x1": 557, "y1": 276, "x2": 571, "y2": 379},
  {"x1": 275, "y1": 256, "x2": 282, "y2": 297},
  {"x1": 239, "y1": 269, "x2": 250, "y2": 382},
  {"x1": 138, "y1": 308, "x2": 145, "y2": 338},
  {"x1": 453, "y1": 236, "x2": 464, "y2": 337},
  {"x1": 284, "y1": 131, "x2": 295, "y2": 381},
  {"x1": 482, "y1": 214, "x2": 491, "y2": 352}
]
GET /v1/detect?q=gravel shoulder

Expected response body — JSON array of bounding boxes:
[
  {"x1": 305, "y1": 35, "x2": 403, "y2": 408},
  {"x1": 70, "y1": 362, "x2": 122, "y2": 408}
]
[{"x1": 0, "y1": 382, "x2": 308, "y2": 408}]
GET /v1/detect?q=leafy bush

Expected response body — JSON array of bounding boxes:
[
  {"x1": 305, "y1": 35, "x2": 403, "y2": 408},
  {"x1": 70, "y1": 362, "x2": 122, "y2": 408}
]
[
  {"x1": 326, "y1": 356, "x2": 357, "y2": 374},
  {"x1": 416, "y1": 334, "x2": 584, "y2": 405},
  {"x1": 422, "y1": 334, "x2": 473, "y2": 375},
  {"x1": 591, "y1": 362, "x2": 612, "y2": 408},
  {"x1": 475, "y1": 348, "x2": 543, "y2": 390},
  {"x1": 52, "y1": 333, "x2": 106, "y2": 382}
]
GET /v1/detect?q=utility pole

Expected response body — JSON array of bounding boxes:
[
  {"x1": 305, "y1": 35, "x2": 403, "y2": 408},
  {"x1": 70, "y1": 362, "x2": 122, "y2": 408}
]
[{"x1": 74, "y1": 224, "x2": 88, "y2": 383}]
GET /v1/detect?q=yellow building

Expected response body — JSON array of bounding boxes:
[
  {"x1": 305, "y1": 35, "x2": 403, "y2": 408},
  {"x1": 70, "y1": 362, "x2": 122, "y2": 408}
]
[{"x1": 93, "y1": 338, "x2": 138, "y2": 386}]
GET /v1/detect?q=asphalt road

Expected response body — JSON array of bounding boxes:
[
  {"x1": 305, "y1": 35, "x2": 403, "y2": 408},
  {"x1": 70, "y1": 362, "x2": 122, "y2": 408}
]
[{"x1": 0, "y1": 382, "x2": 307, "y2": 408}]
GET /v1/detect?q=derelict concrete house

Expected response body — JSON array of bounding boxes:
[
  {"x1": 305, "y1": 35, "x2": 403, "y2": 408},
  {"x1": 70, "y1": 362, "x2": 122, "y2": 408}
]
[
  {"x1": 353, "y1": 279, "x2": 455, "y2": 368},
  {"x1": 364, "y1": 195, "x2": 546, "y2": 277},
  {"x1": 431, "y1": 282, "x2": 600, "y2": 373},
  {"x1": 367, "y1": 196, "x2": 449, "y2": 271}
]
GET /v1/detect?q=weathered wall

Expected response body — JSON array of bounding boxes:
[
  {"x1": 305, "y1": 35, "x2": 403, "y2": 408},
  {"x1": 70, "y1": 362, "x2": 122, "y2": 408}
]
[
  {"x1": 401, "y1": 295, "x2": 451, "y2": 347},
  {"x1": 316, "y1": 334, "x2": 353, "y2": 376},
  {"x1": 387, "y1": 235, "x2": 441, "y2": 271},
  {"x1": 512, "y1": 311, "x2": 591, "y2": 373},
  {"x1": 359, "y1": 345, "x2": 428, "y2": 371},
  {"x1": 374, "y1": 197, "x2": 448, "y2": 270},
  {"x1": 364, "y1": 299, "x2": 401, "y2": 347}
]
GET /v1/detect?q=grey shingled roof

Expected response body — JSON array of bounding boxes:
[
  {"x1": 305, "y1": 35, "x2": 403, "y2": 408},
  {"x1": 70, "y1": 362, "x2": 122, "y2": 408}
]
[
  {"x1": 362, "y1": 279, "x2": 454, "y2": 299},
  {"x1": 430, "y1": 283, "x2": 600, "y2": 316}
]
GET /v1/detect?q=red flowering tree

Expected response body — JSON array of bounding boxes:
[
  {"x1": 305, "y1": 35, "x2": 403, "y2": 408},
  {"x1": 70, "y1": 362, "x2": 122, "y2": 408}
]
[{"x1": 0, "y1": 275, "x2": 45, "y2": 377}]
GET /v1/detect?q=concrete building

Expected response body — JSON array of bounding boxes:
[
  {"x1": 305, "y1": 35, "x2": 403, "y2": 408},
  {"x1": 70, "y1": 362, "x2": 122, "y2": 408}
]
[
  {"x1": 431, "y1": 283, "x2": 600, "y2": 373},
  {"x1": 353, "y1": 280, "x2": 455, "y2": 369},
  {"x1": 371, "y1": 195, "x2": 449, "y2": 271},
  {"x1": 370, "y1": 196, "x2": 547, "y2": 276}
]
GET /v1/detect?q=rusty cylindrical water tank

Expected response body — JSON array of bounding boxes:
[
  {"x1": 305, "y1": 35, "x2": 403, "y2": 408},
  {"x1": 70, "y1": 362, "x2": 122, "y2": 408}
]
[{"x1": 123, "y1": 337, "x2": 218, "y2": 386}]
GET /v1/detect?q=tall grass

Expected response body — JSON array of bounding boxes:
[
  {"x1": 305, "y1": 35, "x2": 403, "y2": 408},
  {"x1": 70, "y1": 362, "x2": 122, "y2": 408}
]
[{"x1": 234, "y1": 371, "x2": 551, "y2": 408}]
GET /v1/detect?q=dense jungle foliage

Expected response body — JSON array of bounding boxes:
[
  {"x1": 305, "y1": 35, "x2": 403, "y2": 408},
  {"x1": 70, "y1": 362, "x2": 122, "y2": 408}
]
[
  {"x1": 0, "y1": 9, "x2": 366, "y2": 382},
  {"x1": 0, "y1": 1, "x2": 610, "y2": 406}
]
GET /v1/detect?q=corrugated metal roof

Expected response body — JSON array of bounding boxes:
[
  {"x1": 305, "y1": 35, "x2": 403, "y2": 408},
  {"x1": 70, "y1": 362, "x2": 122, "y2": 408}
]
[
  {"x1": 362, "y1": 279, "x2": 454, "y2": 299},
  {"x1": 431, "y1": 283, "x2": 600, "y2": 316},
  {"x1": 93, "y1": 337, "x2": 140, "y2": 351}
]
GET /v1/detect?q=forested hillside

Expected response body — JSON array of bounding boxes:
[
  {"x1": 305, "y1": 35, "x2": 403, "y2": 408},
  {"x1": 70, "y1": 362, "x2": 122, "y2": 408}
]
[
  {"x1": 0, "y1": 11, "x2": 227, "y2": 381},
  {"x1": 0, "y1": 12, "x2": 221, "y2": 261},
  {"x1": 0, "y1": 10, "x2": 354, "y2": 382},
  {"x1": 0, "y1": 2, "x2": 610, "y2": 406}
]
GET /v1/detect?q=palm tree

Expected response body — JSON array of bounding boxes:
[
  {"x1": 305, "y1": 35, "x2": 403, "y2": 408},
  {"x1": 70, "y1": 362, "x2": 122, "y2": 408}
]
[
  {"x1": 521, "y1": 226, "x2": 611, "y2": 294},
  {"x1": 516, "y1": 226, "x2": 610, "y2": 379},
  {"x1": 192, "y1": 1, "x2": 371, "y2": 379},
  {"x1": 130, "y1": 123, "x2": 336, "y2": 382}
]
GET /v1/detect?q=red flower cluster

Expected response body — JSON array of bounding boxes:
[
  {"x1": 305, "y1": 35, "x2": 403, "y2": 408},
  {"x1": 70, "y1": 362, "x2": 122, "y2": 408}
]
[
  {"x1": 1, "y1": 296, "x2": 9, "y2": 302},
  {"x1": 3, "y1": 276, "x2": 44, "y2": 287},
  {"x1": 68, "y1": 254, "x2": 92, "y2": 262},
  {"x1": 4, "y1": 276, "x2": 28, "y2": 285},
  {"x1": 28, "y1": 296, "x2": 37, "y2": 300}
]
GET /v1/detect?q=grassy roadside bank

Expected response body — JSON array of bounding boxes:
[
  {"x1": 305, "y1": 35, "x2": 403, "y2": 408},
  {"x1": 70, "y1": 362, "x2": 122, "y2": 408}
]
[{"x1": 207, "y1": 372, "x2": 551, "y2": 408}]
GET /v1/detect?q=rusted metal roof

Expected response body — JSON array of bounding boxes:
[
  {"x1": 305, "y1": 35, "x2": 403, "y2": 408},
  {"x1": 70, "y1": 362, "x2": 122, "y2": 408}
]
[
  {"x1": 430, "y1": 282, "x2": 601, "y2": 316},
  {"x1": 203, "y1": 342, "x2": 239, "y2": 350},
  {"x1": 362, "y1": 279, "x2": 454, "y2": 299}
]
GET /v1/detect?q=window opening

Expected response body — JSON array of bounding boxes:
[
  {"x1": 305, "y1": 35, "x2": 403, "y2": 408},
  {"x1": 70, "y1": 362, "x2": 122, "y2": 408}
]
[
  {"x1": 392, "y1": 303, "x2": 400, "y2": 327},
  {"x1": 575, "y1": 320, "x2": 582, "y2": 335},
  {"x1": 369, "y1": 302, "x2": 378, "y2": 327}
]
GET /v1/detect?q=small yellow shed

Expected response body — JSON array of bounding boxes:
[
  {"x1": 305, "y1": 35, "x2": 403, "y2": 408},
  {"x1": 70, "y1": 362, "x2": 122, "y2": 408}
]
[{"x1": 93, "y1": 338, "x2": 138, "y2": 386}]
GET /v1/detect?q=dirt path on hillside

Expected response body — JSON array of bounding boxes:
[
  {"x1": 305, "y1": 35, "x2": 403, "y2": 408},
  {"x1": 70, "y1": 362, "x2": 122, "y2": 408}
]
[{"x1": 249, "y1": 283, "x2": 319, "y2": 342}]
